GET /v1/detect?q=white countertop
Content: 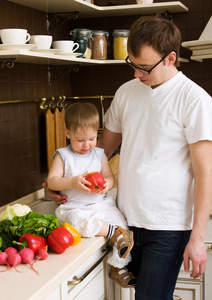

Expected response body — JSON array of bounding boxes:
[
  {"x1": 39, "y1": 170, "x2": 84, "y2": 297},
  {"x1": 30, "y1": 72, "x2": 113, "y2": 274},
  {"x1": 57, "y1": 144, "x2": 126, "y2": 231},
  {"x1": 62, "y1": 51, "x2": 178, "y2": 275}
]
[
  {"x1": 1, "y1": 235, "x2": 107, "y2": 300},
  {"x1": 0, "y1": 190, "x2": 108, "y2": 300},
  {"x1": 0, "y1": 189, "x2": 212, "y2": 299}
]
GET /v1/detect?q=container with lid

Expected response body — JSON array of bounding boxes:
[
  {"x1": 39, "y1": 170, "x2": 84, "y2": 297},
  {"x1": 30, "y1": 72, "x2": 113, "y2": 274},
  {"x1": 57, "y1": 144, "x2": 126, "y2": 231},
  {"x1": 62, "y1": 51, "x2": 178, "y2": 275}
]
[
  {"x1": 70, "y1": 28, "x2": 90, "y2": 40},
  {"x1": 91, "y1": 30, "x2": 108, "y2": 60},
  {"x1": 70, "y1": 28, "x2": 92, "y2": 58},
  {"x1": 113, "y1": 29, "x2": 130, "y2": 60}
]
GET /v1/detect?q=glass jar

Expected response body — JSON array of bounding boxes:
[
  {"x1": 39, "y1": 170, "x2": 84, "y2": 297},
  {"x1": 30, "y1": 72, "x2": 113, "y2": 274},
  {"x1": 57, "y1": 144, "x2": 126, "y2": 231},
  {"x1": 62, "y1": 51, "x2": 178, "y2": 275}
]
[
  {"x1": 105, "y1": 31, "x2": 110, "y2": 59},
  {"x1": 70, "y1": 28, "x2": 92, "y2": 58},
  {"x1": 83, "y1": 31, "x2": 93, "y2": 59},
  {"x1": 113, "y1": 29, "x2": 130, "y2": 60},
  {"x1": 91, "y1": 30, "x2": 108, "y2": 60},
  {"x1": 70, "y1": 28, "x2": 90, "y2": 40}
]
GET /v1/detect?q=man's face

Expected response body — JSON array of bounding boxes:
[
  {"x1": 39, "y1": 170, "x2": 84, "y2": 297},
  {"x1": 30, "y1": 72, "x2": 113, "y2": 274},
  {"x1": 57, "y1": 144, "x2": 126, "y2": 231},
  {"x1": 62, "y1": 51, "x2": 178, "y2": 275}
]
[{"x1": 128, "y1": 46, "x2": 176, "y2": 88}]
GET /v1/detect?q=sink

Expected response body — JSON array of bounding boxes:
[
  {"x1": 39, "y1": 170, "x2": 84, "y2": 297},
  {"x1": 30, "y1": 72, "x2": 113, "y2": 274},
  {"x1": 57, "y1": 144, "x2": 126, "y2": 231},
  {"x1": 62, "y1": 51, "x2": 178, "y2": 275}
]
[{"x1": 29, "y1": 199, "x2": 58, "y2": 215}]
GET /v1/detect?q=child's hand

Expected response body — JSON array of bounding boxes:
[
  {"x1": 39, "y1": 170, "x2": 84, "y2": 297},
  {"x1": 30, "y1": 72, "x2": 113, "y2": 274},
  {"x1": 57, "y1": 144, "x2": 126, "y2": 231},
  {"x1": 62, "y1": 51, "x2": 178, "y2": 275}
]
[
  {"x1": 99, "y1": 180, "x2": 109, "y2": 195},
  {"x1": 71, "y1": 171, "x2": 91, "y2": 193}
]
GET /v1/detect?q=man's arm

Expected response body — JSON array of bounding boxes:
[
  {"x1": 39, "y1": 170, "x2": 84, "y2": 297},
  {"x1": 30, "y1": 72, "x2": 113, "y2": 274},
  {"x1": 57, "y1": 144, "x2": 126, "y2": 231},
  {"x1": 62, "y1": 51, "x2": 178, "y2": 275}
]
[
  {"x1": 97, "y1": 128, "x2": 122, "y2": 158},
  {"x1": 42, "y1": 182, "x2": 67, "y2": 204},
  {"x1": 183, "y1": 140, "x2": 212, "y2": 278}
]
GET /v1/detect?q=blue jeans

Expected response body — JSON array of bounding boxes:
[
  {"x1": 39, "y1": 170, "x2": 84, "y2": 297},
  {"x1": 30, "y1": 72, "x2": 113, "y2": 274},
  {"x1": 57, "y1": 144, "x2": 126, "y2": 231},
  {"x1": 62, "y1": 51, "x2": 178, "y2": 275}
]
[{"x1": 128, "y1": 227, "x2": 191, "y2": 300}]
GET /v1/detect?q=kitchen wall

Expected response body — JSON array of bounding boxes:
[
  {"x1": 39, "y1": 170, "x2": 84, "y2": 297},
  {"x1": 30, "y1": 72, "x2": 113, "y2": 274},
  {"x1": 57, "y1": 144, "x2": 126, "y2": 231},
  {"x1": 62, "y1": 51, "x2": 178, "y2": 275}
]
[
  {"x1": 70, "y1": 0, "x2": 212, "y2": 96},
  {"x1": 0, "y1": 0, "x2": 71, "y2": 205},
  {"x1": 0, "y1": 0, "x2": 211, "y2": 206}
]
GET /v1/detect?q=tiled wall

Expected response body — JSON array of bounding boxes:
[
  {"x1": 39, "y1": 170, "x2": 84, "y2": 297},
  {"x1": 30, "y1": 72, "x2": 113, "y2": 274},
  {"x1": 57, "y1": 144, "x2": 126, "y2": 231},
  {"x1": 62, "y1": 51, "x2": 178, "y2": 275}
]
[
  {"x1": 70, "y1": 0, "x2": 212, "y2": 96},
  {"x1": 0, "y1": 0, "x2": 211, "y2": 205},
  {"x1": 0, "y1": 0, "x2": 71, "y2": 205}
]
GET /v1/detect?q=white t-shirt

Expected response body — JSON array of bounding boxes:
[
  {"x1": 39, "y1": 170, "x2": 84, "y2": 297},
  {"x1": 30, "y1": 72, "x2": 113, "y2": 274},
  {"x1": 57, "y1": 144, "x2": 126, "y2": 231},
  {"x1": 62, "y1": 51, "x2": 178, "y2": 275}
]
[
  {"x1": 54, "y1": 146, "x2": 105, "y2": 207},
  {"x1": 105, "y1": 71, "x2": 212, "y2": 230}
]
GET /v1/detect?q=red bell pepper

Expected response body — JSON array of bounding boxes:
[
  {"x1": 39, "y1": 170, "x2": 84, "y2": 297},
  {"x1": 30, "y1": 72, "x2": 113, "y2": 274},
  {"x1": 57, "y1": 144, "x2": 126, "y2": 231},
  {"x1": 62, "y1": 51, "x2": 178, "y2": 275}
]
[
  {"x1": 13, "y1": 233, "x2": 48, "y2": 254},
  {"x1": 47, "y1": 227, "x2": 74, "y2": 254}
]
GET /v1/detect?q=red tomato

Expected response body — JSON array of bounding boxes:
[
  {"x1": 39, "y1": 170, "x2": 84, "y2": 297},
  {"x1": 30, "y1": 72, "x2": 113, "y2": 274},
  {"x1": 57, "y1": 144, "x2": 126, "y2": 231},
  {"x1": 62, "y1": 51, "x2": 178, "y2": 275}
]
[{"x1": 85, "y1": 172, "x2": 106, "y2": 193}]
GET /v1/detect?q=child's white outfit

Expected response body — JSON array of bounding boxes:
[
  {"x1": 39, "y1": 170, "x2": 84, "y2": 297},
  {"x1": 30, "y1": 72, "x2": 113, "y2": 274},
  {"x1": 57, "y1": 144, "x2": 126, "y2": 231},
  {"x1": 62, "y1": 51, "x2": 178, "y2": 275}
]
[{"x1": 55, "y1": 145, "x2": 131, "y2": 268}]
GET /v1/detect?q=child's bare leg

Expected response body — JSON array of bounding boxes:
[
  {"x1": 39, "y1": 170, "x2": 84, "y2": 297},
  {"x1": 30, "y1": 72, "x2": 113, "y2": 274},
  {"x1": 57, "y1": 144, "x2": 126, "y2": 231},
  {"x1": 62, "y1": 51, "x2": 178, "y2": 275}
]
[{"x1": 96, "y1": 221, "x2": 109, "y2": 237}]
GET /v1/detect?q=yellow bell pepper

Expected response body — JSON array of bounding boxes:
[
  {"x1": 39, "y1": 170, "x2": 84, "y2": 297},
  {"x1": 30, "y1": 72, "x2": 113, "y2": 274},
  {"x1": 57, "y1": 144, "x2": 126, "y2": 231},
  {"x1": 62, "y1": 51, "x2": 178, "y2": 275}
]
[{"x1": 63, "y1": 223, "x2": 81, "y2": 246}]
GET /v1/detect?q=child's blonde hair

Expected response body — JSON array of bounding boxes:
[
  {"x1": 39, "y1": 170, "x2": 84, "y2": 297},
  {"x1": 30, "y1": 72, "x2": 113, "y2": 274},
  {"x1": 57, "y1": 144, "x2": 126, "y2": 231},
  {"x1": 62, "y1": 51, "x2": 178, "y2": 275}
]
[{"x1": 65, "y1": 102, "x2": 99, "y2": 132}]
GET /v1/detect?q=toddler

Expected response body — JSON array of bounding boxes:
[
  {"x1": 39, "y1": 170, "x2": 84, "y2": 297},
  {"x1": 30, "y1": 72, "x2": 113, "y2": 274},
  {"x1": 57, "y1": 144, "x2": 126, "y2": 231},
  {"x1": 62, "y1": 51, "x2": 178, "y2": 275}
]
[{"x1": 47, "y1": 102, "x2": 136, "y2": 288}]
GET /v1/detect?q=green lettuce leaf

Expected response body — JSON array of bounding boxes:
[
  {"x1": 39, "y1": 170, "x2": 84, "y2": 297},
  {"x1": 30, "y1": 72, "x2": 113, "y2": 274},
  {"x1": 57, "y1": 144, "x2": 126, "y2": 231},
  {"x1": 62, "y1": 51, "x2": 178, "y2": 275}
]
[
  {"x1": 10, "y1": 211, "x2": 59, "y2": 238},
  {"x1": 0, "y1": 205, "x2": 16, "y2": 220}
]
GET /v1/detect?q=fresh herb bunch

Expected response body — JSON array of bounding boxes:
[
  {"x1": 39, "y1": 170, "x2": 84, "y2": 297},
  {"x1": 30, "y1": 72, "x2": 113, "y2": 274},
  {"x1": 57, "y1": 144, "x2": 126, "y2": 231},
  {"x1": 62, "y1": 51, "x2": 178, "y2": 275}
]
[
  {"x1": 0, "y1": 220, "x2": 14, "y2": 251},
  {"x1": 10, "y1": 211, "x2": 59, "y2": 238}
]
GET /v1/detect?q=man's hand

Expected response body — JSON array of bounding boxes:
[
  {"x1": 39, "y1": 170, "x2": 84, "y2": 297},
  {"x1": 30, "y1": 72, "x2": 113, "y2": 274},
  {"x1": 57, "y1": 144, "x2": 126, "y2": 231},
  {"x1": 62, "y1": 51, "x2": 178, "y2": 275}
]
[
  {"x1": 183, "y1": 237, "x2": 207, "y2": 279},
  {"x1": 42, "y1": 182, "x2": 67, "y2": 205}
]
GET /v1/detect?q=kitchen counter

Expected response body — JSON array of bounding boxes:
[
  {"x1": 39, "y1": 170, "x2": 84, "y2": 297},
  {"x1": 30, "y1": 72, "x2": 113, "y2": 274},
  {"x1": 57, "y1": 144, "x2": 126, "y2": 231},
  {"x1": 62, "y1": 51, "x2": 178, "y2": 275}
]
[
  {"x1": 1, "y1": 235, "x2": 108, "y2": 300},
  {"x1": 0, "y1": 190, "x2": 108, "y2": 300},
  {"x1": 1, "y1": 189, "x2": 212, "y2": 300}
]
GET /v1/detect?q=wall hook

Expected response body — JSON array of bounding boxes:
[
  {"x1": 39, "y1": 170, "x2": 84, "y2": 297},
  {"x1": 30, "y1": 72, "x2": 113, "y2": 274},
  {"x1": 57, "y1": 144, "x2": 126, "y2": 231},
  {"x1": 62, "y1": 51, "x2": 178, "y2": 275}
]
[{"x1": 40, "y1": 98, "x2": 48, "y2": 109}]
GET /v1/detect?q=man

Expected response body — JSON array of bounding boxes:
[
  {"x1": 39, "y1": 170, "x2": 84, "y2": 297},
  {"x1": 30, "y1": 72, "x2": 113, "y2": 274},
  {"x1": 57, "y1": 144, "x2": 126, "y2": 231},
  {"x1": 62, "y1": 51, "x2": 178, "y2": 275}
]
[
  {"x1": 97, "y1": 16, "x2": 212, "y2": 299},
  {"x1": 48, "y1": 16, "x2": 212, "y2": 300}
]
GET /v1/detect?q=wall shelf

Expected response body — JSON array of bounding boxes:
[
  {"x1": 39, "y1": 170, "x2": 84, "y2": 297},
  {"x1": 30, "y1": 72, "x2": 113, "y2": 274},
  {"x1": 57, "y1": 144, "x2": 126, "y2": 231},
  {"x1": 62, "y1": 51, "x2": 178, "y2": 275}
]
[
  {"x1": 0, "y1": 49, "x2": 125, "y2": 66},
  {"x1": 190, "y1": 54, "x2": 212, "y2": 61},
  {"x1": 0, "y1": 49, "x2": 189, "y2": 67},
  {"x1": 7, "y1": 0, "x2": 188, "y2": 18},
  {"x1": 182, "y1": 39, "x2": 212, "y2": 61},
  {"x1": 181, "y1": 16, "x2": 212, "y2": 61},
  {"x1": 4, "y1": 1, "x2": 189, "y2": 66}
]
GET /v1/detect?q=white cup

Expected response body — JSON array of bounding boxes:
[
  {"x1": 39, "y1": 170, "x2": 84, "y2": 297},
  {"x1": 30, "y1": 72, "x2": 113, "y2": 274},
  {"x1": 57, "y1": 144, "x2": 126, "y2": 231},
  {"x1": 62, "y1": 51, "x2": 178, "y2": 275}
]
[
  {"x1": 0, "y1": 28, "x2": 30, "y2": 44},
  {"x1": 52, "y1": 40, "x2": 79, "y2": 53},
  {"x1": 29, "y1": 35, "x2": 52, "y2": 49}
]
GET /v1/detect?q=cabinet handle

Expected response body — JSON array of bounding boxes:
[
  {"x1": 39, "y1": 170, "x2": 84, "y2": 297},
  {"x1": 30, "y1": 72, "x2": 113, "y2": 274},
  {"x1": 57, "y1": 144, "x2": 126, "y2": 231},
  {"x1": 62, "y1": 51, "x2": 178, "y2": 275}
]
[
  {"x1": 207, "y1": 245, "x2": 212, "y2": 250},
  {"x1": 173, "y1": 296, "x2": 182, "y2": 300},
  {"x1": 67, "y1": 247, "x2": 111, "y2": 286}
]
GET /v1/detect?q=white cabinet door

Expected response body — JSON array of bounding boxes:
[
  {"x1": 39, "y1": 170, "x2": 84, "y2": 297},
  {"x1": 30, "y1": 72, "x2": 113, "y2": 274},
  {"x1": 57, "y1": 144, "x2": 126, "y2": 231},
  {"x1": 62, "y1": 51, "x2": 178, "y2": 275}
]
[
  {"x1": 114, "y1": 285, "x2": 135, "y2": 300},
  {"x1": 61, "y1": 247, "x2": 109, "y2": 300},
  {"x1": 174, "y1": 281, "x2": 202, "y2": 300},
  {"x1": 44, "y1": 286, "x2": 61, "y2": 300},
  {"x1": 204, "y1": 243, "x2": 212, "y2": 300},
  {"x1": 67, "y1": 262, "x2": 105, "y2": 300}
]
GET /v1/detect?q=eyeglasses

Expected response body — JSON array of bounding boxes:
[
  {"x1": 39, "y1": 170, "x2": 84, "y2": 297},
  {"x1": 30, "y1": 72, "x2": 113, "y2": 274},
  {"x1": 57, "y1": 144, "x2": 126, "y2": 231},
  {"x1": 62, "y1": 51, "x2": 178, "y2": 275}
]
[{"x1": 125, "y1": 53, "x2": 170, "y2": 75}]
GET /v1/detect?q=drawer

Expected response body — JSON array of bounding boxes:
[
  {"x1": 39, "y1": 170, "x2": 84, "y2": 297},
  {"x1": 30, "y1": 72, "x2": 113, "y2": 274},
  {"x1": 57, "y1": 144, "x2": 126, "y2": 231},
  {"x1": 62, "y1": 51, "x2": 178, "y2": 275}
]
[
  {"x1": 178, "y1": 264, "x2": 202, "y2": 282},
  {"x1": 60, "y1": 246, "x2": 110, "y2": 300},
  {"x1": 65, "y1": 262, "x2": 105, "y2": 300},
  {"x1": 205, "y1": 218, "x2": 212, "y2": 243},
  {"x1": 174, "y1": 281, "x2": 203, "y2": 300}
]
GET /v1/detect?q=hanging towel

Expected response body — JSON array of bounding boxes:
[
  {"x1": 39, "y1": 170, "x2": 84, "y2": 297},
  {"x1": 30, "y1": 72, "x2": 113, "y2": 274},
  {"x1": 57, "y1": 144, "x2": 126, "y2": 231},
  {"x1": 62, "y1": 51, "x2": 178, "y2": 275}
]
[
  {"x1": 45, "y1": 108, "x2": 56, "y2": 171},
  {"x1": 55, "y1": 107, "x2": 67, "y2": 150}
]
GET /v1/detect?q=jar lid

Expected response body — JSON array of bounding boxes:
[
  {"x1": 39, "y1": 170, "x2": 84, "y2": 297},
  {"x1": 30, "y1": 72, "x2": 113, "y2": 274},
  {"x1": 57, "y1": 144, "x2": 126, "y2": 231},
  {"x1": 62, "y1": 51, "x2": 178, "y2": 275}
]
[
  {"x1": 91, "y1": 30, "x2": 108, "y2": 36},
  {"x1": 113, "y1": 29, "x2": 130, "y2": 36},
  {"x1": 71, "y1": 28, "x2": 90, "y2": 33},
  {"x1": 70, "y1": 28, "x2": 90, "y2": 36}
]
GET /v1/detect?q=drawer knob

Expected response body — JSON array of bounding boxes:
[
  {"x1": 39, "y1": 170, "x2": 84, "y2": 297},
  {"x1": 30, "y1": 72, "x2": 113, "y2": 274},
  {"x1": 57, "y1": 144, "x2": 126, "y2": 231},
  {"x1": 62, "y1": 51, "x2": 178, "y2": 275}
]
[
  {"x1": 67, "y1": 247, "x2": 111, "y2": 286},
  {"x1": 207, "y1": 245, "x2": 212, "y2": 250},
  {"x1": 68, "y1": 276, "x2": 83, "y2": 285},
  {"x1": 173, "y1": 296, "x2": 182, "y2": 300}
]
